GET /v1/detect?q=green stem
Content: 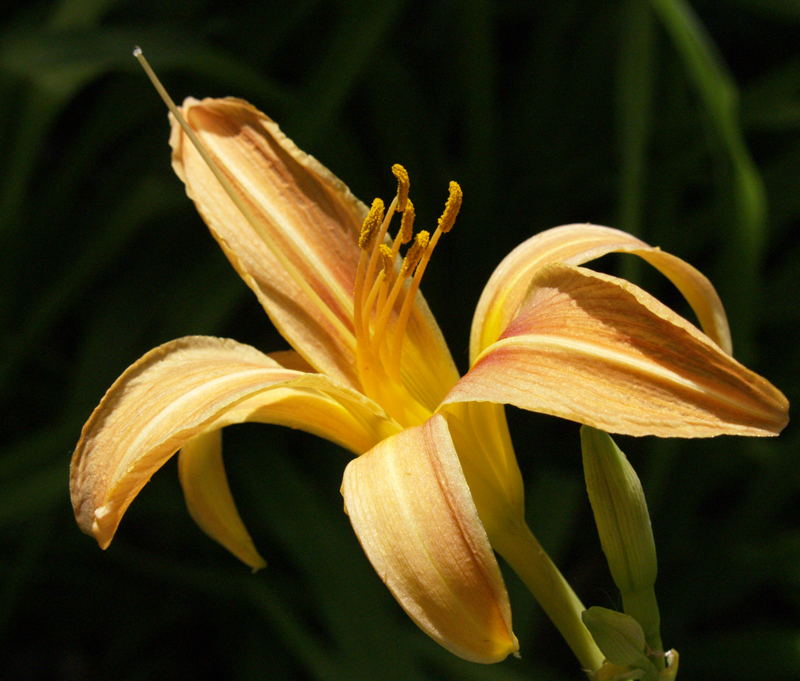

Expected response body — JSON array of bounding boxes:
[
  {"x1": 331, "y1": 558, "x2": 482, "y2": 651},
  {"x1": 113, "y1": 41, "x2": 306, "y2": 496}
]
[{"x1": 491, "y1": 519, "x2": 605, "y2": 673}]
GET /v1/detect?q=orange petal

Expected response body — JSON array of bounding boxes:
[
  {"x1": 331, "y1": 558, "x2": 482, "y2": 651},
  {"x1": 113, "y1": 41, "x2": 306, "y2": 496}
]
[
  {"x1": 171, "y1": 98, "x2": 364, "y2": 387},
  {"x1": 170, "y1": 98, "x2": 458, "y2": 406},
  {"x1": 448, "y1": 264, "x2": 788, "y2": 437},
  {"x1": 178, "y1": 429, "x2": 267, "y2": 571},
  {"x1": 71, "y1": 336, "x2": 398, "y2": 553},
  {"x1": 470, "y1": 224, "x2": 733, "y2": 362},
  {"x1": 341, "y1": 414, "x2": 518, "y2": 663}
]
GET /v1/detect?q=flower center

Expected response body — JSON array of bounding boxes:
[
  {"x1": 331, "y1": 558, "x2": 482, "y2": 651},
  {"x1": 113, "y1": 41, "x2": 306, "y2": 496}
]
[
  {"x1": 133, "y1": 48, "x2": 461, "y2": 428},
  {"x1": 353, "y1": 165, "x2": 462, "y2": 427}
]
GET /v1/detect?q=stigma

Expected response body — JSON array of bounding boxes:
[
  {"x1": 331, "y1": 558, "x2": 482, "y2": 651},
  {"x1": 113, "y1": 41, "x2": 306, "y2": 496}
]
[{"x1": 353, "y1": 166, "x2": 462, "y2": 427}]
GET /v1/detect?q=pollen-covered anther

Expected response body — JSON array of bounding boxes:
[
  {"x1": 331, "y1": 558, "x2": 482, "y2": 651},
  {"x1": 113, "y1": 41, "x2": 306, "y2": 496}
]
[
  {"x1": 399, "y1": 199, "x2": 415, "y2": 244},
  {"x1": 392, "y1": 164, "x2": 410, "y2": 212},
  {"x1": 438, "y1": 181, "x2": 462, "y2": 234},
  {"x1": 401, "y1": 231, "x2": 429, "y2": 278},
  {"x1": 359, "y1": 198, "x2": 385, "y2": 249},
  {"x1": 379, "y1": 244, "x2": 395, "y2": 273}
]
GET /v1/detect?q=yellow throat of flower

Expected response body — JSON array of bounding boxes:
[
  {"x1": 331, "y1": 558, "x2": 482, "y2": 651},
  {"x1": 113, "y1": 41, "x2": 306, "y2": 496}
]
[{"x1": 353, "y1": 166, "x2": 462, "y2": 428}]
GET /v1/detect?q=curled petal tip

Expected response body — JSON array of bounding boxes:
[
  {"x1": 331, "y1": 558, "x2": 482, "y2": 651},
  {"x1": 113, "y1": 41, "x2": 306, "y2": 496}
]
[
  {"x1": 452, "y1": 264, "x2": 789, "y2": 438},
  {"x1": 70, "y1": 336, "x2": 397, "y2": 566}
]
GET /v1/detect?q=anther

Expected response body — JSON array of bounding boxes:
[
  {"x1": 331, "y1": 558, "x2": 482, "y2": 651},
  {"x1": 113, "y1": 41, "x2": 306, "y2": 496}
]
[
  {"x1": 379, "y1": 244, "x2": 395, "y2": 273},
  {"x1": 359, "y1": 198, "x2": 385, "y2": 249},
  {"x1": 437, "y1": 181, "x2": 462, "y2": 234},
  {"x1": 392, "y1": 164, "x2": 410, "y2": 212},
  {"x1": 401, "y1": 231, "x2": 429, "y2": 277},
  {"x1": 399, "y1": 199, "x2": 415, "y2": 245}
]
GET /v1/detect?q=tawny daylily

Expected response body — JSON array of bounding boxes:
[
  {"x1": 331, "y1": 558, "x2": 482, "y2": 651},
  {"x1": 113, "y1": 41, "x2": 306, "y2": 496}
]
[{"x1": 71, "y1": 59, "x2": 788, "y2": 669}]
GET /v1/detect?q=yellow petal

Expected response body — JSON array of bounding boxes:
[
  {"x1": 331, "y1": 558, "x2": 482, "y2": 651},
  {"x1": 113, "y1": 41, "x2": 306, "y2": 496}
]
[
  {"x1": 207, "y1": 370, "x2": 401, "y2": 455},
  {"x1": 178, "y1": 429, "x2": 266, "y2": 570},
  {"x1": 470, "y1": 224, "x2": 733, "y2": 363},
  {"x1": 71, "y1": 336, "x2": 399, "y2": 552},
  {"x1": 171, "y1": 97, "x2": 365, "y2": 388},
  {"x1": 341, "y1": 414, "x2": 518, "y2": 663},
  {"x1": 180, "y1": 350, "x2": 400, "y2": 571},
  {"x1": 448, "y1": 264, "x2": 788, "y2": 437},
  {"x1": 170, "y1": 97, "x2": 458, "y2": 407},
  {"x1": 397, "y1": 296, "x2": 461, "y2": 414}
]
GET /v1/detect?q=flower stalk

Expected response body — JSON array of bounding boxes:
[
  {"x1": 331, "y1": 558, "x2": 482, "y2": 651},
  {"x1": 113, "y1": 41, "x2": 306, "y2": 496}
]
[{"x1": 491, "y1": 516, "x2": 605, "y2": 671}]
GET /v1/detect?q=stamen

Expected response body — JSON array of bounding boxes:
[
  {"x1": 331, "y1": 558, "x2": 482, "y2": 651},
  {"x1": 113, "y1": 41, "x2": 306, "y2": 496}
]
[
  {"x1": 370, "y1": 231, "x2": 429, "y2": 361},
  {"x1": 399, "y1": 199, "x2": 415, "y2": 245},
  {"x1": 362, "y1": 195, "x2": 398, "y2": 309},
  {"x1": 392, "y1": 164, "x2": 410, "y2": 212},
  {"x1": 354, "y1": 194, "x2": 395, "y2": 397},
  {"x1": 359, "y1": 198, "x2": 385, "y2": 249},
  {"x1": 353, "y1": 243, "x2": 376, "y2": 396},
  {"x1": 400, "y1": 231, "x2": 429, "y2": 278},
  {"x1": 351, "y1": 163, "x2": 462, "y2": 422},
  {"x1": 362, "y1": 269, "x2": 387, "y2": 329},
  {"x1": 133, "y1": 48, "x2": 356, "y2": 351},
  {"x1": 379, "y1": 244, "x2": 395, "y2": 273},
  {"x1": 437, "y1": 181, "x2": 462, "y2": 234},
  {"x1": 374, "y1": 242, "x2": 394, "y2": 313},
  {"x1": 386, "y1": 197, "x2": 414, "y2": 268},
  {"x1": 388, "y1": 182, "x2": 462, "y2": 374}
]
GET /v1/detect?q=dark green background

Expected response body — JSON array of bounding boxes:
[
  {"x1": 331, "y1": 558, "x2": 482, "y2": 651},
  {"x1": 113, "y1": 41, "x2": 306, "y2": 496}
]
[{"x1": 1, "y1": 0, "x2": 798, "y2": 679}]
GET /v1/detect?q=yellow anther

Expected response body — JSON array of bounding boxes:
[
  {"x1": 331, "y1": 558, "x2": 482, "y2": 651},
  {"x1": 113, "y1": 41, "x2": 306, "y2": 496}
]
[
  {"x1": 392, "y1": 164, "x2": 410, "y2": 212},
  {"x1": 399, "y1": 199, "x2": 415, "y2": 244},
  {"x1": 379, "y1": 244, "x2": 394, "y2": 273},
  {"x1": 437, "y1": 181, "x2": 462, "y2": 234},
  {"x1": 359, "y1": 198, "x2": 385, "y2": 249},
  {"x1": 401, "y1": 230, "x2": 429, "y2": 277}
]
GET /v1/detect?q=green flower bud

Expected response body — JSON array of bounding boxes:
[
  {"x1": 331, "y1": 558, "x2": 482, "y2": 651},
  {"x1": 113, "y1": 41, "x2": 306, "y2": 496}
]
[
  {"x1": 581, "y1": 426, "x2": 657, "y2": 594},
  {"x1": 582, "y1": 427, "x2": 664, "y2": 656}
]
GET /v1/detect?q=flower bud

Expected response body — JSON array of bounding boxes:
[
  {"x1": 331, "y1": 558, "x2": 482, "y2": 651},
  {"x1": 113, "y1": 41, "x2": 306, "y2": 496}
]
[
  {"x1": 582, "y1": 427, "x2": 663, "y2": 654},
  {"x1": 581, "y1": 426, "x2": 657, "y2": 593}
]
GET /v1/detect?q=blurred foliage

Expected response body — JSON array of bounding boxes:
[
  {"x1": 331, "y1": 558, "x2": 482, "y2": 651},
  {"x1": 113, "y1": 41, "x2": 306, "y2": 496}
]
[{"x1": 1, "y1": 0, "x2": 798, "y2": 679}]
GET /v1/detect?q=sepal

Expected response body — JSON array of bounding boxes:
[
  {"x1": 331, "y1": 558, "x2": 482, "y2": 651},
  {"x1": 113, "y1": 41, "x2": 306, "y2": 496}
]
[{"x1": 583, "y1": 607, "x2": 658, "y2": 681}]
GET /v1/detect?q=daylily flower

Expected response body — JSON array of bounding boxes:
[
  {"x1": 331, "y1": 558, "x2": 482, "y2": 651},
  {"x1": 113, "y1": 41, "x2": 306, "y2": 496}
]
[{"x1": 71, "y1": 77, "x2": 788, "y2": 667}]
